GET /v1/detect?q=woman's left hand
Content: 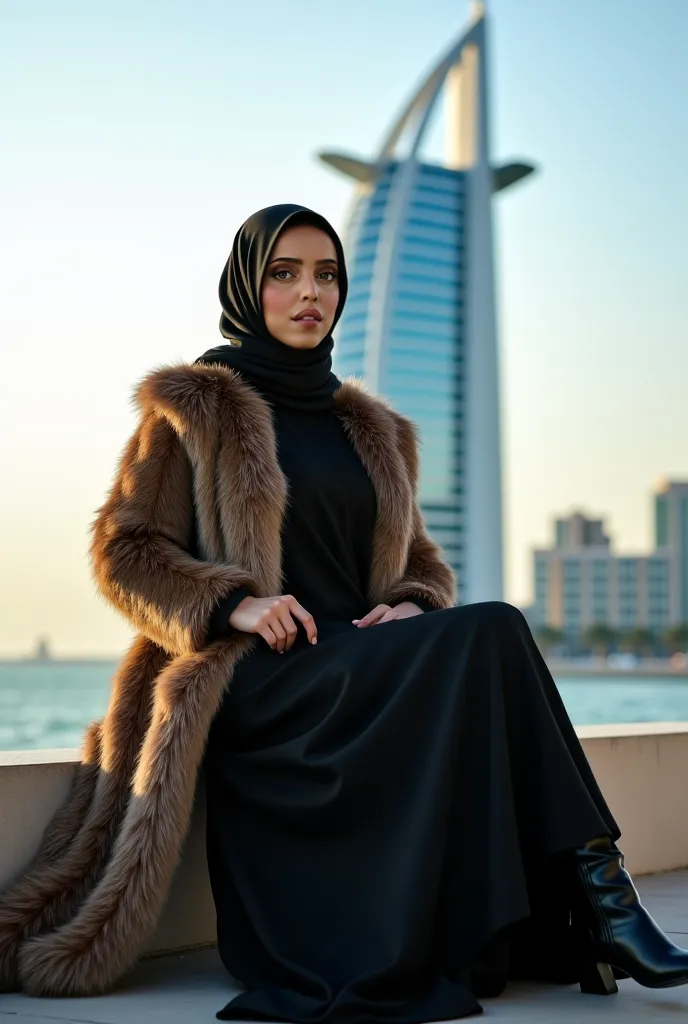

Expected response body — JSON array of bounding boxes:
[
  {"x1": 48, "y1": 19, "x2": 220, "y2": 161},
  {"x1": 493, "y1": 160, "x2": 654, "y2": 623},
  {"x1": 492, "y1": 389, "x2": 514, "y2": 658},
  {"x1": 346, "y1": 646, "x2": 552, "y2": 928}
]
[{"x1": 353, "y1": 601, "x2": 424, "y2": 627}]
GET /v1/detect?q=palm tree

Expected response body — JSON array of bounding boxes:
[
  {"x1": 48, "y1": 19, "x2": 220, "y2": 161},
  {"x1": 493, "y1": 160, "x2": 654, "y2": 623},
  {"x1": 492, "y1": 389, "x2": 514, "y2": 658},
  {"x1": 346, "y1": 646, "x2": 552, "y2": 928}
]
[
  {"x1": 663, "y1": 624, "x2": 688, "y2": 655},
  {"x1": 619, "y1": 627, "x2": 656, "y2": 658},
  {"x1": 582, "y1": 623, "x2": 616, "y2": 657}
]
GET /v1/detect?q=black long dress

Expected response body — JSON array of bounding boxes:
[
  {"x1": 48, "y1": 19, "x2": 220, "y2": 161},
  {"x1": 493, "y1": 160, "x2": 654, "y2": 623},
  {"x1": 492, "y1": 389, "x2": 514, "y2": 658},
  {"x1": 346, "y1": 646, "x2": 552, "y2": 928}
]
[{"x1": 204, "y1": 404, "x2": 619, "y2": 1023}]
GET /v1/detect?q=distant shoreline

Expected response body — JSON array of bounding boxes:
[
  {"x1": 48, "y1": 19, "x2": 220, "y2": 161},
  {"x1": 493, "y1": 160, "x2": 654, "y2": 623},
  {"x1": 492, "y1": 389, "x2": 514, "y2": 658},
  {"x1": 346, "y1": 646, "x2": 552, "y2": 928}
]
[
  {"x1": 2, "y1": 656, "x2": 687, "y2": 681},
  {"x1": 548, "y1": 660, "x2": 688, "y2": 680},
  {"x1": 0, "y1": 658, "x2": 120, "y2": 667}
]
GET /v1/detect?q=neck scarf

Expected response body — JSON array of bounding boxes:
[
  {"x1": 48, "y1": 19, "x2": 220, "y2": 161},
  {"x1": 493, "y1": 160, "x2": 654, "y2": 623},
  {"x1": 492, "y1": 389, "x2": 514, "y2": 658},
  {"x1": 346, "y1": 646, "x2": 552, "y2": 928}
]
[{"x1": 196, "y1": 204, "x2": 348, "y2": 412}]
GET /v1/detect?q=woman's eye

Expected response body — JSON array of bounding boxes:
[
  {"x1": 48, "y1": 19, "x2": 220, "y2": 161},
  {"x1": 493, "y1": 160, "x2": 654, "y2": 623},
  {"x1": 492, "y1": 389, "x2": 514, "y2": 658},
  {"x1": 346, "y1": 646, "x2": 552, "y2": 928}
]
[
  {"x1": 319, "y1": 271, "x2": 337, "y2": 282},
  {"x1": 273, "y1": 269, "x2": 293, "y2": 281}
]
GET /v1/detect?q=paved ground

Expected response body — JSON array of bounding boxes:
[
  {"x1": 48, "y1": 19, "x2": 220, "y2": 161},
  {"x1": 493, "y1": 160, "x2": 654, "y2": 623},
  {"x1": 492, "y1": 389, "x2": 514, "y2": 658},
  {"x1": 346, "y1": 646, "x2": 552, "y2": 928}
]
[{"x1": 2, "y1": 871, "x2": 688, "y2": 1023}]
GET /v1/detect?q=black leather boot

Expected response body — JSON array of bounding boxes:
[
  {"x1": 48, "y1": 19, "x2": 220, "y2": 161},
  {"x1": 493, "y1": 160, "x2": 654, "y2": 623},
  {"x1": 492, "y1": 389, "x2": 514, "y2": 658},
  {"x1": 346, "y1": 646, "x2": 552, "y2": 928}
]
[{"x1": 572, "y1": 836, "x2": 688, "y2": 993}]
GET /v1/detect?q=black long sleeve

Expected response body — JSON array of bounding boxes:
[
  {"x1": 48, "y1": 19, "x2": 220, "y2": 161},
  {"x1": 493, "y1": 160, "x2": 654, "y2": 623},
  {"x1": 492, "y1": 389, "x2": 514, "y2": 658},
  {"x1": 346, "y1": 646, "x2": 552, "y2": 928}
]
[
  {"x1": 391, "y1": 594, "x2": 436, "y2": 614},
  {"x1": 207, "y1": 587, "x2": 254, "y2": 642}
]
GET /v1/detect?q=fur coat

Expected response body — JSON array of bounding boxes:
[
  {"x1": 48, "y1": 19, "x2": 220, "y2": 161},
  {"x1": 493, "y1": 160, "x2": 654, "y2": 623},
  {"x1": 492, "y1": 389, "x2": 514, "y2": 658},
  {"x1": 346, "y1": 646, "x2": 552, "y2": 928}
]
[{"x1": 0, "y1": 362, "x2": 456, "y2": 997}]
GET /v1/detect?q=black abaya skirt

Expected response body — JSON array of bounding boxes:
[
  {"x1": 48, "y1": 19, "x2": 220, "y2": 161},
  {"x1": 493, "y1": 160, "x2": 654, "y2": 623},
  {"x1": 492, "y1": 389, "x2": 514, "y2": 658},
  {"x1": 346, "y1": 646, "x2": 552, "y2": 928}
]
[{"x1": 204, "y1": 602, "x2": 619, "y2": 1022}]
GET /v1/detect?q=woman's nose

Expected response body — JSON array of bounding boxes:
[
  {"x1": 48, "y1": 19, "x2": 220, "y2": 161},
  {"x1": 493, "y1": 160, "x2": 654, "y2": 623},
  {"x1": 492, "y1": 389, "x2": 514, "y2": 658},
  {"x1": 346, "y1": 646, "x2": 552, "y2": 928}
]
[{"x1": 301, "y1": 276, "x2": 318, "y2": 301}]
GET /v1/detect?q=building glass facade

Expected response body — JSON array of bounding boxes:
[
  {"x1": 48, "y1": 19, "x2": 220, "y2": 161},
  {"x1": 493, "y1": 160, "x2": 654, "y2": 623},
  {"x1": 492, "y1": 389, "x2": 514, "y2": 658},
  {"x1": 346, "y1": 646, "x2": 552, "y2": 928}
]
[{"x1": 335, "y1": 162, "x2": 466, "y2": 580}]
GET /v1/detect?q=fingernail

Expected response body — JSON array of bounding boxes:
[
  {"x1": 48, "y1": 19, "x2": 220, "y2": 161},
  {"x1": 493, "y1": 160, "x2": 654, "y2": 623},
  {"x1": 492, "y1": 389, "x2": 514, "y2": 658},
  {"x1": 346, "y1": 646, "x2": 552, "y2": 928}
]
[
  {"x1": 311, "y1": 638, "x2": 317, "y2": 645},
  {"x1": 352, "y1": 619, "x2": 360, "y2": 624}
]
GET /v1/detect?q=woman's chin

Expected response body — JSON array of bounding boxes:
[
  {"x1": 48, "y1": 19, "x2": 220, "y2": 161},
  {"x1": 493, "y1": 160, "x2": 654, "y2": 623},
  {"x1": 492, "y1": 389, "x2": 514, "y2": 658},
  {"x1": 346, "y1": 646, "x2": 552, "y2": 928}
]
[{"x1": 278, "y1": 331, "x2": 326, "y2": 350}]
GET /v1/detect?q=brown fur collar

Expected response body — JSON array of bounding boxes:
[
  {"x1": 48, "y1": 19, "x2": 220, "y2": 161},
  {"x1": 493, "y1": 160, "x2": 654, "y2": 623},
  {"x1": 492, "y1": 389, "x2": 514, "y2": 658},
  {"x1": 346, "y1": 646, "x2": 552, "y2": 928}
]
[{"x1": 135, "y1": 363, "x2": 415, "y2": 603}]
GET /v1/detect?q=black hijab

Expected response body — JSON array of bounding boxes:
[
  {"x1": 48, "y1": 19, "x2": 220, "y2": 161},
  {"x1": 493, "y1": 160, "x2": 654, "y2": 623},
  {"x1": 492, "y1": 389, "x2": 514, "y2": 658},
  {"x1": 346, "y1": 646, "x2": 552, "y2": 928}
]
[{"x1": 196, "y1": 204, "x2": 348, "y2": 412}]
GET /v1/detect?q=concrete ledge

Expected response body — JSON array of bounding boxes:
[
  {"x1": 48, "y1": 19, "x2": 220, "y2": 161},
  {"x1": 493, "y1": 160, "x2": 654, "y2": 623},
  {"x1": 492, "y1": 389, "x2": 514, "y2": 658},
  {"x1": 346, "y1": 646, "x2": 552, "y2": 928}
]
[
  {"x1": 577, "y1": 721, "x2": 688, "y2": 738},
  {"x1": 2, "y1": 724, "x2": 688, "y2": 956},
  {"x1": 0, "y1": 748, "x2": 215, "y2": 957},
  {"x1": 578, "y1": 723, "x2": 688, "y2": 876}
]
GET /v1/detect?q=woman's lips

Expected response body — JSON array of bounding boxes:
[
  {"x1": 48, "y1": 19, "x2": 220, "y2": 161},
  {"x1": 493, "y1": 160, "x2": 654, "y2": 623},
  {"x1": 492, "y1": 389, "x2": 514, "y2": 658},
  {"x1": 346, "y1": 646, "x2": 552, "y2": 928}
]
[
  {"x1": 292, "y1": 312, "x2": 322, "y2": 328},
  {"x1": 293, "y1": 310, "x2": 322, "y2": 322}
]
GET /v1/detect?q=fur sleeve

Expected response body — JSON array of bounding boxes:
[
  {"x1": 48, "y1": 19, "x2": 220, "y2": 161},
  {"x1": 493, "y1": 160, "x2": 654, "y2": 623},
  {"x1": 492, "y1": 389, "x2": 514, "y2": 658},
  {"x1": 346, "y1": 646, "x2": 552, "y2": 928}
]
[
  {"x1": 90, "y1": 411, "x2": 259, "y2": 656},
  {"x1": 382, "y1": 414, "x2": 457, "y2": 610}
]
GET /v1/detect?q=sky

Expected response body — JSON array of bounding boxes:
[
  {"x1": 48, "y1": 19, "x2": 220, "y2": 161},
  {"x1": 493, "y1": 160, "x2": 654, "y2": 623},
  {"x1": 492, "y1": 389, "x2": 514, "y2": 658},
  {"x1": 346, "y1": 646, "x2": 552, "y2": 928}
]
[{"x1": 1, "y1": 0, "x2": 687, "y2": 656}]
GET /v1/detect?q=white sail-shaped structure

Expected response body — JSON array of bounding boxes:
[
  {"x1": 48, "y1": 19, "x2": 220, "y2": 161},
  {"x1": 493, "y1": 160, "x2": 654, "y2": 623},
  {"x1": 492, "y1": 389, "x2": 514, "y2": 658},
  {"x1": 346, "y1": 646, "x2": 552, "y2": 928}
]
[{"x1": 319, "y1": 4, "x2": 534, "y2": 603}]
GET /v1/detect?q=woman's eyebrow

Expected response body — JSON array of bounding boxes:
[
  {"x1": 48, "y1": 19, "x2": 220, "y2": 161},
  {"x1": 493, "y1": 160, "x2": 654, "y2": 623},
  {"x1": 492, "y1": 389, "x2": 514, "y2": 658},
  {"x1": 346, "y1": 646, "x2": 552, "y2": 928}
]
[{"x1": 268, "y1": 257, "x2": 339, "y2": 265}]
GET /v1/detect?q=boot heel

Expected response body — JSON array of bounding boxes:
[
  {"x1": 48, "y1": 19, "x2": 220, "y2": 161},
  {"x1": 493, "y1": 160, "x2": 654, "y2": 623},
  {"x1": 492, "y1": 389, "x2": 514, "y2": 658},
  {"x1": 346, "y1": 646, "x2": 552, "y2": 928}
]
[{"x1": 579, "y1": 960, "x2": 618, "y2": 995}]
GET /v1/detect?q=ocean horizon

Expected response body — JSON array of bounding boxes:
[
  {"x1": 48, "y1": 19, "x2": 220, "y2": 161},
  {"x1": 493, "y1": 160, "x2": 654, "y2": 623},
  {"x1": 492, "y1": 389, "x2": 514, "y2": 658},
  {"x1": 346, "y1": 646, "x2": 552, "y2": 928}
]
[{"x1": 2, "y1": 659, "x2": 688, "y2": 753}]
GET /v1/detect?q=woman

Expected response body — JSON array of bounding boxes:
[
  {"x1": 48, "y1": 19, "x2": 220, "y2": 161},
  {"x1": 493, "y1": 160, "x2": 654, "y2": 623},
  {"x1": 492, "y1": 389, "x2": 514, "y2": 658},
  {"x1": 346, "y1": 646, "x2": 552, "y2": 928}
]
[{"x1": 1, "y1": 205, "x2": 686, "y2": 1020}]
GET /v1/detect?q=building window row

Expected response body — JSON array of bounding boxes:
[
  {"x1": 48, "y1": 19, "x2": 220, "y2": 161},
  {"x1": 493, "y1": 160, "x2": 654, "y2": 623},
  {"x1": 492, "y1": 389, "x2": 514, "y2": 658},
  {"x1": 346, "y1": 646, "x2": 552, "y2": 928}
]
[
  {"x1": 397, "y1": 259, "x2": 460, "y2": 284},
  {"x1": 339, "y1": 310, "x2": 368, "y2": 326},
  {"x1": 337, "y1": 321, "x2": 367, "y2": 337},
  {"x1": 415, "y1": 175, "x2": 465, "y2": 196},
  {"x1": 403, "y1": 223, "x2": 462, "y2": 244},
  {"x1": 393, "y1": 291, "x2": 462, "y2": 314},
  {"x1": 394, "y1": 297, "x2": 464, "y2": 319},
  {"x1": 396, "y1": 273, "x2": 465, "y2": 298},
  {"x1": 407, "y1": 204, "x2": 462, "y2": 228},
  {"x1": 405, "y1": 216, "x2": 464, "y2": 238},
  {"x1": 354, "y1": 221, "x2": 384, "y2": 242},
  {"x1": 388, "y1": 380, "x2": 459, "y2": 400},
  {"x1": 410, "y1": 192, "x2": 462, "y2": 213},
  {"x1": 390, "y1": 327, "x2": 462, "y2": 348},
  {"x1": 400, "y1": 243, "x2": 460, "y2": 267},
  {"x1": 388, "y1": 363, "x2": 462, "y2": 385}
]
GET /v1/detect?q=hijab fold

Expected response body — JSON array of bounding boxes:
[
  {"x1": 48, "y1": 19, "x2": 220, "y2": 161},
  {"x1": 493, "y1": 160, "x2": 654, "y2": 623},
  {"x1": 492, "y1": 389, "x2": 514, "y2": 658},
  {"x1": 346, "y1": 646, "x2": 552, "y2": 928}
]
[{"x1": 196, "y1": 204, "x2": 348, "y2": 412}]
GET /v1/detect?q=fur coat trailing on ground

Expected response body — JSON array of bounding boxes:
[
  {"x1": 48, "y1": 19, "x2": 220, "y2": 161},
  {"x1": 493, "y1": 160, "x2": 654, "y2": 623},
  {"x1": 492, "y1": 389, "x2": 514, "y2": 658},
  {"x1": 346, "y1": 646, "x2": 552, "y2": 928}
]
[{"x1": 0, "y1": 362, "x2": 456, "y2": 997}]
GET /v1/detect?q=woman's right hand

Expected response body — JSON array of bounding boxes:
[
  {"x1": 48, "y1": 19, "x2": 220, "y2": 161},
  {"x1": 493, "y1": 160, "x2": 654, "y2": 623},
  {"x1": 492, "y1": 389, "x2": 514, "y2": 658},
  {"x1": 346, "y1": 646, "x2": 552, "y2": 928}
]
[{"x1": 229, "y1": 594, "x2": 318, "y2": 653}]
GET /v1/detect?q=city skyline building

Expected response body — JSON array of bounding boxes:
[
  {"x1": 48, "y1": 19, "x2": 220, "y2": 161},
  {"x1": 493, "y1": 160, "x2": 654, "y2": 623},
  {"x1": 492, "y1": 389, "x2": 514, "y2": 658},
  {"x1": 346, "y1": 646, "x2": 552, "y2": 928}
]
[
  {"x1": 532, "y1": 481, "x2": 688, "y2": 637},
  {"x1": 319, "y1": 2, "x2": 535, "y2": 603},
  {"x1": 655, "y1": 480, "x2": 688, "y2": 624}
]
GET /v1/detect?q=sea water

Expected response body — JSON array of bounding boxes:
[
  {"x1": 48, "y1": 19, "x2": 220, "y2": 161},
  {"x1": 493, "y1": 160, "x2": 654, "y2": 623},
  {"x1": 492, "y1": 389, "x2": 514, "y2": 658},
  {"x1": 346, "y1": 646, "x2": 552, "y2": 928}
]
[{"x1": 2, "y1": 661, "x2": 688, "y2": 752}]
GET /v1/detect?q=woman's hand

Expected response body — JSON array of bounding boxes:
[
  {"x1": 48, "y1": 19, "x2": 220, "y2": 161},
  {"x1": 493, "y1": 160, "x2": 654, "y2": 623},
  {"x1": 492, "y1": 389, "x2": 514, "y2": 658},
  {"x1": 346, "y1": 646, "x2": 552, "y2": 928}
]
[
  {"x1": 229, "y1": 595, "x2": 318, "y2": 653},
  {"x1": 353, "y1": 601, "x2": 424, "y2": 627}
]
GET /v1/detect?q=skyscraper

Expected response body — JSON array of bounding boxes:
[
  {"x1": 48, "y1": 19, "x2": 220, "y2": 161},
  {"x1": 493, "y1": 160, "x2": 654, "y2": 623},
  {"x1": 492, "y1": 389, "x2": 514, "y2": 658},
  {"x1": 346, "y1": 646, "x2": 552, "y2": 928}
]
[
  {"x1": 319, "y1": 3, "x2": 534, "y2": 603},
  {"x1": 654, "y1": 480, "x2": 688, "y2": 624}
]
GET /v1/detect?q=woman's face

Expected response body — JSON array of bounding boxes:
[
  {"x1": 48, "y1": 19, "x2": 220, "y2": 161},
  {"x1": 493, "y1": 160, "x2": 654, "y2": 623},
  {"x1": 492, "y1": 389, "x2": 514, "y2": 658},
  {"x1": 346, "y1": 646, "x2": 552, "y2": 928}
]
[{"x1": 261, "y1": 224, "x2": 340, "y2": 349}]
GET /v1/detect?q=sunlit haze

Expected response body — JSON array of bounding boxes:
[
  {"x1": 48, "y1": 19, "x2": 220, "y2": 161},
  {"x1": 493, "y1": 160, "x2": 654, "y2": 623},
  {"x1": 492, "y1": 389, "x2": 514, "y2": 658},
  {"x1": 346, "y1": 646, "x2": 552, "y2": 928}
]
[{"x1": 2, "y1": 0, "x2": 687, "y2": 656}]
